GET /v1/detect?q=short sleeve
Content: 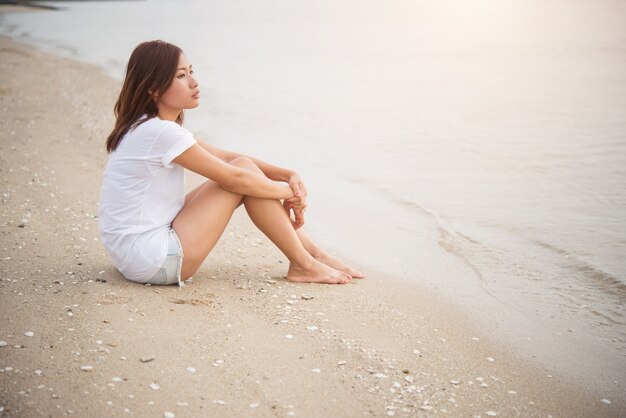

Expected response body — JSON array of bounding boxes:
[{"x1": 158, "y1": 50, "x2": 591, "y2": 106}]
[{"x1": 154, "y1": 122, "x2": 197, "y2": 168}]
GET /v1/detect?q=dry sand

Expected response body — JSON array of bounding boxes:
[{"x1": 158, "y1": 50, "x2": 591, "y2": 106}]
[{"x1": 0, "y1": 34, "x2": 623, "y2": 417}]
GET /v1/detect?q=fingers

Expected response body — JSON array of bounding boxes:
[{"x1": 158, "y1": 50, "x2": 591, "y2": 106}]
[
  {"x1": 287, "y1": 174, "x2": 308, "y2": 215},
  {"x1": 289, "y1": 174, "x2": 307, "y2": 200},
  {"x1": 286, "y1": 199, "x2": 306, "y2": 211},
  {"x1": 298, "y1": 181, "x2": 307, "y2": 198},
  {"x1": 292, "y1": 183, "x2": 301, "y2": 197},
  {"x1": 293, "y1": 208, "x2": 305, "y2": 229},
  {"x1": 289, "y1": 177, "x2": 302, "y2": 198},
  {"x1": 283, "y1": 199, "x2": 304, "y2": 229},
  {"x1": 286, "y1": 195, "x2": 307, "y2": 211}
]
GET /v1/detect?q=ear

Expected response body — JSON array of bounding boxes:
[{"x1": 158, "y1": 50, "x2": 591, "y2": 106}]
[{"x1": 148, "y1": 90, "x2": 159, "y2": 103}]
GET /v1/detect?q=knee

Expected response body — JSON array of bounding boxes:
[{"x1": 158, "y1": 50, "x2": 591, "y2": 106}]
[{"x1": 229, "y1": 156, "x2": 261, "y2": 173}]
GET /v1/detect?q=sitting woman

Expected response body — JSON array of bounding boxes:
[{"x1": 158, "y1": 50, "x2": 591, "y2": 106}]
[{"x1": 99, "y1": 40, "x2": 364, "y2": 287}]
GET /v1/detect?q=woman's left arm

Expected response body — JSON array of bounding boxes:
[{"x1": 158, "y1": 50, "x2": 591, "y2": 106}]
[
  {"x1": 196, "y1": 139, "x2": 307, "y2": 216},
  {"x1": 198, "y1": 140, "x2": 306, "y2": 195},
  {"x1": 196, "y1": 140, "x2": 295, "y2": 182}
]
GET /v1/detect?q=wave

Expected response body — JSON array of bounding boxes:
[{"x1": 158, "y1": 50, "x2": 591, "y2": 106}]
[
  {"x1": 532, "y1": 239, "x2": 626, "y2": 303},
  {"x1": 371, "y1": 183, "x2": 626, "y2": 331}
]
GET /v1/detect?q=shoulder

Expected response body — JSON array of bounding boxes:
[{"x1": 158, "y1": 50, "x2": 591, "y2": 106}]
[
  {"x1": 131, "y1": 117, "x2": 173, "y2": 135},
  {"x1": 126, "y1": 117, "x2": 192, "y2": 144},
  {"x1": 143, "y1": 118, "x2": 192, "y2": 138}
]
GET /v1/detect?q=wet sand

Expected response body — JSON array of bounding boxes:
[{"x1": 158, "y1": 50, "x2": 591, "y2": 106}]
[{"x1": 0, "y1": 35, "x2": 623, "y2": 417}]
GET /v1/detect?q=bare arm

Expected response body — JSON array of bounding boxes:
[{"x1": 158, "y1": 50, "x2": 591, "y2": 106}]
[
  {"x1": 197, "y1": 139, "x2": 295, "y2": 182},
  {"x1": 195, "y1": 139, "x2": 308, "y2": 217},
  {"x1": 173, "y1": 144, "x2": 294, "y2": 200}
]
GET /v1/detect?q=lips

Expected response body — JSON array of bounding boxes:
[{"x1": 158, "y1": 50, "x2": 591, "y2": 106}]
[{"x1": 192, "y1": 91, "x2": 200, "y2": 99}]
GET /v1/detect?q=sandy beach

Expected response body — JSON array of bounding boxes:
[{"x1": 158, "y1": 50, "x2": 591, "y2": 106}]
[{"x1": 0, "y1": 31, "x2": 623, "y2": 418}]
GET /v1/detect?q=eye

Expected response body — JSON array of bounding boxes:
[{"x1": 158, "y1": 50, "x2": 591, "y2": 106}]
[
  {"x1": 176, "y1": 73, "x2": 185, "y2": 79},
  {"x1": 190, "y1": 69, "x2": 194, "y2": 75}
]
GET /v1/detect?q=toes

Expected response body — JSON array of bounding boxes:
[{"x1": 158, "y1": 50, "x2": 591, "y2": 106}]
[{"x1": 334, "y1": 273, "x2": 349, "y2": 284}]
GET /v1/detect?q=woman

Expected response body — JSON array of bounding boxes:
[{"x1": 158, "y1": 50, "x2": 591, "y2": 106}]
[{"x1": 99, "y1": 40, "x2": 364, "y2": 287}]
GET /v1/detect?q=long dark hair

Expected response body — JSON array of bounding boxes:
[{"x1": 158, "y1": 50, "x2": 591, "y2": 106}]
[{"x1": 106, "y1": 40, "x2": 183, "y2": 152}]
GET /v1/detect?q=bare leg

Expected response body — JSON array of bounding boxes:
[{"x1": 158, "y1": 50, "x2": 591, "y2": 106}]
[
  {"x1": 295, "y1": 229, "x2": 365, "y2": 278},
  {"x1": 242, "y1": 197, "x2": 350, "y2": 284},
  {"x1": 233, "y1": 159, "x2": 351, "y2": 284},
  {"x1": 184, "y1": 172, "x2": 363, "y2": 278},
  {"x1": 173, "y1": 157, "x2": 351, "y2": 284},
  {"x1": 173, "y1": 180, "x2": 243, "y2": 280}
]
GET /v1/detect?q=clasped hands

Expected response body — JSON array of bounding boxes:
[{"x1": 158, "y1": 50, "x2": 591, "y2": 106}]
[{"x1": 283, "y1": 173, "x2": 307, "y2": 229}]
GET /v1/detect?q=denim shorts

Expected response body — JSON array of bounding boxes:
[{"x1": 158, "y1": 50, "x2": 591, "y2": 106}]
[{"x1": 146, "y1": 228, "x2": 184, "y2": 287}]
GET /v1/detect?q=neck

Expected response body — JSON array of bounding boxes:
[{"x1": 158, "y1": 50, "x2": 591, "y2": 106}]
[{"x1": 157, "y1": 107, "x2": 181, "y2": 122}]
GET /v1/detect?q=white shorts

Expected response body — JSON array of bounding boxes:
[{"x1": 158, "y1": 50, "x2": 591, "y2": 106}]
[{"x1": 145, "y1": 228, "x2": 184, "y2": 287}]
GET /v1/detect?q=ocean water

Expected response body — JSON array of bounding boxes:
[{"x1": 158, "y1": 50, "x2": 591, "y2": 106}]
[{"x1": 2, "y1": 0, "x2": 625, "y2": 392}]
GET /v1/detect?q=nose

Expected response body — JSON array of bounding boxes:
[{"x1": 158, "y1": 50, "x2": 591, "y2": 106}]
[{"x1": 190, "y1": 74, "x2": 199, "y2": 88}]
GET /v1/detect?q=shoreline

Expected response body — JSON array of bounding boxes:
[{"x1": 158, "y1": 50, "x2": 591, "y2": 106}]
[
  {"x1": 0, "y1": 34, "x2": 624, "y2": 418},
  {"x1": 2, "y1": 3, "x2": 625, "y2": 395}
]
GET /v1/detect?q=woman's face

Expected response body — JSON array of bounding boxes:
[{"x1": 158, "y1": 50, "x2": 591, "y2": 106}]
[{"x1": 156, "y1": 53, "x2": 200, "y2": 120}]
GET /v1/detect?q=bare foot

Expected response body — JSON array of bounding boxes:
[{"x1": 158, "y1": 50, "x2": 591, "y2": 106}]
[
  {"x1": 287, "y1": 259, "x2": 352, "y2": 284},
  {"x1": 314, "y1": 252, "x2": 365, "y2": 279}
]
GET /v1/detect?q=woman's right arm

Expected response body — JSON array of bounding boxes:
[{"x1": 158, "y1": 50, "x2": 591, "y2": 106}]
[{"x1": 173, "y1": 144, "x2": 294, "y2": 200}]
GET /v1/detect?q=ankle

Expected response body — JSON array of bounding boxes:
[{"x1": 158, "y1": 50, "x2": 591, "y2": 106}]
[
  {"x1": 292, "y1": 254, "x2": 315, "y2": 271},
  {"x1": 308, "y1": 247, "x2": 324, "y2": 259}
]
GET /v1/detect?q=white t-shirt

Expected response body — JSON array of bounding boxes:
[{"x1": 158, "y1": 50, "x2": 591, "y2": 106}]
[{"x1": 99, "y1": 116, "x2": 197, "y2": 282}]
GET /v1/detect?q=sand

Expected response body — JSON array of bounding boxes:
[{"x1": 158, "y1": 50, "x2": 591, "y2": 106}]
[{"x1": 0, "y1": 34, "x2": 623, "y2": 417}]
